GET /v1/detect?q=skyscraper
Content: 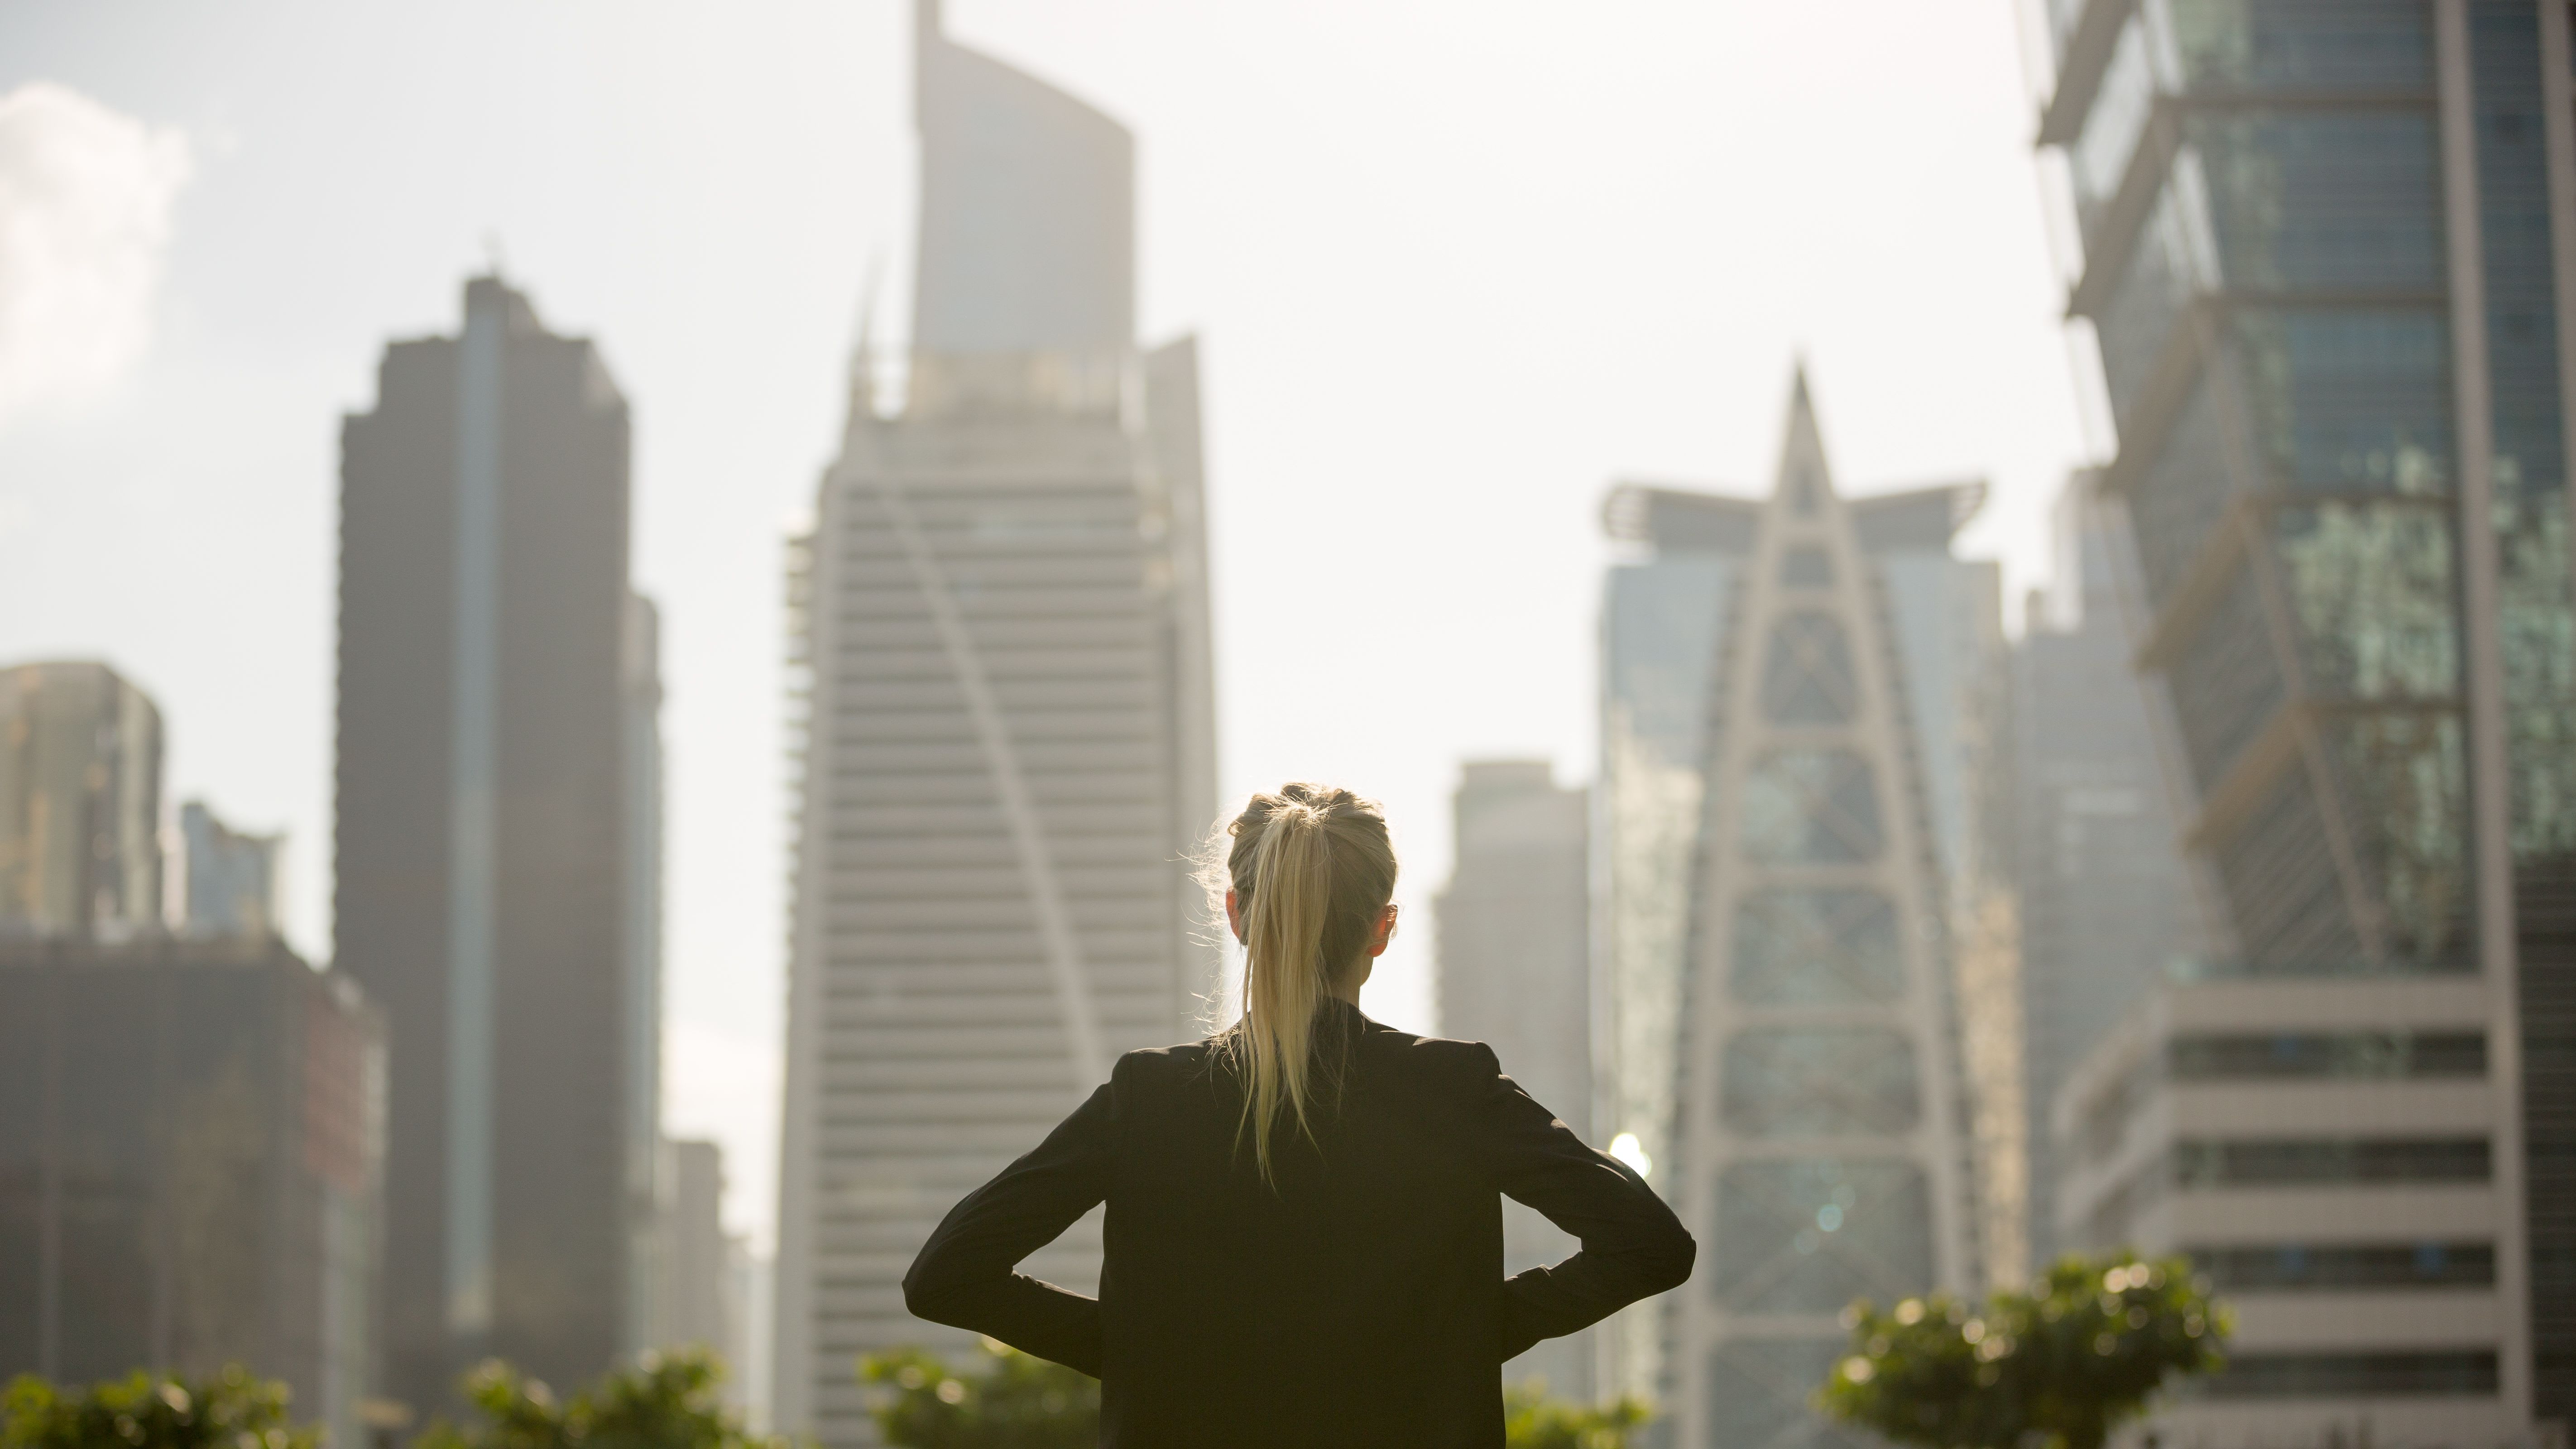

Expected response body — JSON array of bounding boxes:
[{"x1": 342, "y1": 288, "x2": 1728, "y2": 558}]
[
  {"x1": 0, "y1": 661, "x2": 163, "y2": 939},
  {"x1": 1434, "y1": 760, "x2": 1593, "y2": 1399},
  {"x1": 1594, "y1": 378, "x2": 1995, "y2": 1443},
  {"x1": 2010, "y1": 477, "x2": 2195, "y2": 1271},
  {"x1": 2032, "y1": 0, "x2": 2572, "y2": 1425},
  {"x1": 337, "y1": 274, "x2": 664, "y2": 1412},
  {"x1": 770, "y1": 5, "x2": 1217, "y2": 1442}
]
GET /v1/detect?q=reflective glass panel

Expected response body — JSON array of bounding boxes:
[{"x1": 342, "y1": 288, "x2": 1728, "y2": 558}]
[
  {"x1": 1721, "y1": 1029, "x2": 1920, "y2": 1137},
  {"x1": 1712, "y1": 1159, "x2": 1934, "y2": 1312},
  {"x1": 2190, "y1": 112, "x2": 2443, "y2": 290},
  {"x1": 1730, "y1": 888, "x2": 1904, "y2": 1004},
  {"x1": 1741, "y1": 750, "x2": 1882, "y2": 863},
  {"x1": 1760, "y1": 612, "x2": 1860, "y2": 724},
  {"x1": 2169, "y1": 0, "x2": 2434, "y2": 89}
]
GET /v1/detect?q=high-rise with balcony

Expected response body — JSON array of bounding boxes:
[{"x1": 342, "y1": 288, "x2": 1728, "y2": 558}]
[
  {"x1": 2030, "y1": 0, "x2": 2574, "y2": 1432},
  {"x1": 770, "y1": 4, "x2": 1217, "y2": 1442},
  {"x1": 338, "y1": 274, "x2": 664, "y2": 1415}
]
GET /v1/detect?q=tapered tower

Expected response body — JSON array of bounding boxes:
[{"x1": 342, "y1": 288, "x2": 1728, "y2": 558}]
[{"x1": 1667, "y1": 376, "x2": 1979, "y2": 1449}]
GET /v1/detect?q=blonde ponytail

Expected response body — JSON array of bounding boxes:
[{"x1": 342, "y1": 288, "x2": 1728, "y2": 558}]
[{"x1": 1213, "y1": 784, "x2": 1398, "y2": 1184}]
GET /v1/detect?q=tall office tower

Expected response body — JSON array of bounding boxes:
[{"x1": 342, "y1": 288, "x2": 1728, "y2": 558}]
[
  {"x1": 1434, "y1": 760, "x2": 1593, "y2": 1399},
  {"x1": 1594, "y1": 377, "x2": 1995, "y2": 1442},
  {"x1": 338, "y1": 274, "x2": 664, "y2": 1413},
  {"x1": 179, "y1": 800, "x2": 283, "y2": 939},
  {"x1": 0, "y1": 661, "x2": 163, "y2": 939},
  {"x1": 2011, "y1": 477, "x2": 2194, "y2": 1270},
  {"x1": 0, "y1": 934, "x2": 385, "y2": 1449},
  {"x1": 772, "y1": 5, "x2": 1217, "y2": 1442},
  {"x1": 2031, "y1": 0, "x2": 2575, "y2": 1429}
]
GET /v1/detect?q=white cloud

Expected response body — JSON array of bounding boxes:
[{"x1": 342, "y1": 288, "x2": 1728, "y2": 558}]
[{"x1": 0, "y1": 82, "x2": 191, "y2": 423}]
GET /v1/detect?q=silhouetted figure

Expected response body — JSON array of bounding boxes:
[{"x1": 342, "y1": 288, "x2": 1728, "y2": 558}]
[{"x1": 906, "y1": 784, "x2": 1693, "y2": 1448}]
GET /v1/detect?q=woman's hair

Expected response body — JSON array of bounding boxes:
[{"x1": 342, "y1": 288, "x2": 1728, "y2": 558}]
[{"x1": 1211, "y1": 783, "x2": 1398, "y2": 1183}]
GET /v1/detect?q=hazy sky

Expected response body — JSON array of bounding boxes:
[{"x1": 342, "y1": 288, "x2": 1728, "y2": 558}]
[{"x1": 0, "y1": 0, "x2": 2094, "y2": 1248}]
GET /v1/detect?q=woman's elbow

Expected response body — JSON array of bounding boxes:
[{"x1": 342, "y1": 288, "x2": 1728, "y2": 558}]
[
  {"x1": 902, "y1": 1256, "x2": 964, "y2": 1323},
  {"x1": 1647, "y1": 1227, "x2": 1696, "y2": 1295}
]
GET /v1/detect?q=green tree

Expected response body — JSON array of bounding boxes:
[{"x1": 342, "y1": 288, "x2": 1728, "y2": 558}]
[
  {"x1": 0, "y1": 1367, "x2": 318, "y2": 1449},
  {"x1": 1501, "y1": 1380, "x2": 1651, "y2": 1449},
  {"x1": 416, "y1": 1350, "x2": 764, "y2": 1449},
  {"x1": 1818, "y1": 1252, "x2": 2230, "y2": 1449},
  {"x1": 857, "y1": 1343, "x2": 1095, "y2": 1449}
]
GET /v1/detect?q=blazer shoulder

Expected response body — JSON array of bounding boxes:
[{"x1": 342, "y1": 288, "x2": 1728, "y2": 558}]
[
  {"x1": 1362, "y1": 1025, "x2": 1501, "y2": 1092},
  {"x1": 1111, "y1": 1038, "x2": 1223, "y2": 1090}
]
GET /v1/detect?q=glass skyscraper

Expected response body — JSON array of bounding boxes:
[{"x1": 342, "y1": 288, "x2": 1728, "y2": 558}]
[
  {"x1": 1594, "y1": 379, "x2": 2003, "y2": 1447},
  {"x1": 2034, "y1": 0, "x2": 2574, "y2": 1426}
]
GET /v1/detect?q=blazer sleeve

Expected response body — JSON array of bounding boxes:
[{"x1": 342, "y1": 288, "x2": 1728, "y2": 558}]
[
  {"x1": 902, "y1": 1074, "x2": 1116, "y2": 1377},
  {"x1": 1470, "y1": 1043, "x2": 1696, "y2": 1361}
]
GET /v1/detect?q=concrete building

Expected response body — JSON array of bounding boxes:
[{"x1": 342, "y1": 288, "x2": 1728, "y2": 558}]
[
  {"x1": 1595, "y1": 377, "x2": 1988, "y2": 1447},
  {"x1": 770, "y1": 4, "x2": 1217, "y2": 1442},
  {"x1": 337, "y1": 273, "x2": 664, "y2": 1415},
  {"x1": 179, "y1": 800, "x2": 283, "y2": 940},
  {"x1": 2013, "y1": 478, "x2": 2196, "y2": 1271},
  {"x1": 0, "y1": 934, "x2": 384, "y2": 1449},
  {"x1": 656, "y1": 1138, "x2": 732, "y2": 1355},
  {"x1": 1434, "y1": 760, "x2": 1593, "y2": 1400},
  {"x1": 0, "y1": 661, "x2": 163, "y2": 940},
  {"x1": 2057, "y1": 975, "x2": 2520, "y2": 1442},
  {"x1": 2031, "y1": 0, "x2": 2575, "y2": 1429}
]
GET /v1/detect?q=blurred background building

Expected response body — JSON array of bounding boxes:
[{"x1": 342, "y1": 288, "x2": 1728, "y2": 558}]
[
  {"x1": 0, "y1": 936, "x2": 385, "y2": 1449},
  {"x1": 1617, "y1": 381, "x2": 1978, "y2": 1444},
  {"x1": 2030, "y1": 0, "x2": 2573, "y2": 1436},
  {"x1": 178, "y1": 799, "x2": 283, "y2": 940},
  {"x1": 1594, "y1": 378, "x2": 2002, "y2": 1449},
  {"x1": 769, "y1": 3, "x2": 1218, "y2": 1442},
  {"x1": 0, "y1": 661, "x2": 164, "y2": 940},
  {"x1": 337, "y1": 273, "x2": 665, "y2": 1415},
  {"x1": 1433, "y1": 760, "x2": 1593, "y2": 1401},
  {"x1": 2010, "y1": 476, "x2": 2196, "y2": 1273},
  {"x1": 0, "y1": 660, "x2": 384, "y2": 1449}
]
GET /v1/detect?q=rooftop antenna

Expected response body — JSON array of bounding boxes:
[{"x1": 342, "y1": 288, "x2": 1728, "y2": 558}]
[{"x1": 847, "y1": 250, "x2": 887, "y2": 426}]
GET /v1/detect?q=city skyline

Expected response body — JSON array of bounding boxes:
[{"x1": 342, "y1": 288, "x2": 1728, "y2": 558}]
[{"x1": 0, "y1": 0, "x2": 2084, "y2": 1251}]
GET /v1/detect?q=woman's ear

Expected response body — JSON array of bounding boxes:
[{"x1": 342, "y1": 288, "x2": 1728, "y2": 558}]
[
  {"x1": 1366, "y1": 903, "x2": 1398, "y2": 958},
  {"x1": 1226, "y1": 888, "x2": 1245, "y2": 943}
]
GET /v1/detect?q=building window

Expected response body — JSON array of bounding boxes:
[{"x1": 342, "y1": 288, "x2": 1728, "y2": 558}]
[
  {"x1": 2171, "y1": 1136, "x2": 2490, "y2": 1187},
  {"x1": 2200, "y1": 1350, "x2": 2498, "y2": 1399},
  {"x1": 1741, "y1": 749, "x2": 1882, "y2": 862},
  {"x1": 1721, "y1": 1029, "x2": 1920, "y2": 1138},
  {"x1": 1760, "y1": 612, "x2": 1860, "y2": 724},
  {"x1": 2187, "y1": 1240, "x2": 2493, "y2": 1291},
  {"x1": 2166, "y1": 1029, "x2": 2483, "y2": 1079},
  {"x1": 1729, "y1": 889, "x2": 1904, "y2": 1004},
  {"x1": 1711, "y1": 1158, "x2": 1933, "y2": 1313}
]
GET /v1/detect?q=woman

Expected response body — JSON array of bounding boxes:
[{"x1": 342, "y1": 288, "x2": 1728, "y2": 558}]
[{"x1": 904, "y1": 783, "x2": 1693, "y2": 1447}]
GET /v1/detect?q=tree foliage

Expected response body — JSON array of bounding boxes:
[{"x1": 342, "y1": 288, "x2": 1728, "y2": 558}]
[
  {"x1": 417, "y1": 1350, "x2": 764, "y2": 1449},
  {"x1": 1501, "y1": 1380, "x2": 1650, "y2": 1449},
  {"x1": 858, "y1": 1343, "x2": 1096, "y2": 1449},
  {"x1": 1818, "y1": 1252, "x2": 2230, "y2": 1449},
  {"x1": 0, "y1": 1367, "x2": 317, "y2": 1449}
]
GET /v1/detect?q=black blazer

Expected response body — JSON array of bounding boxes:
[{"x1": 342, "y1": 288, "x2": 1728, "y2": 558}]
[{"x1": 903, "y1": 1000, "x2": 1695, "y2": 1448}]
